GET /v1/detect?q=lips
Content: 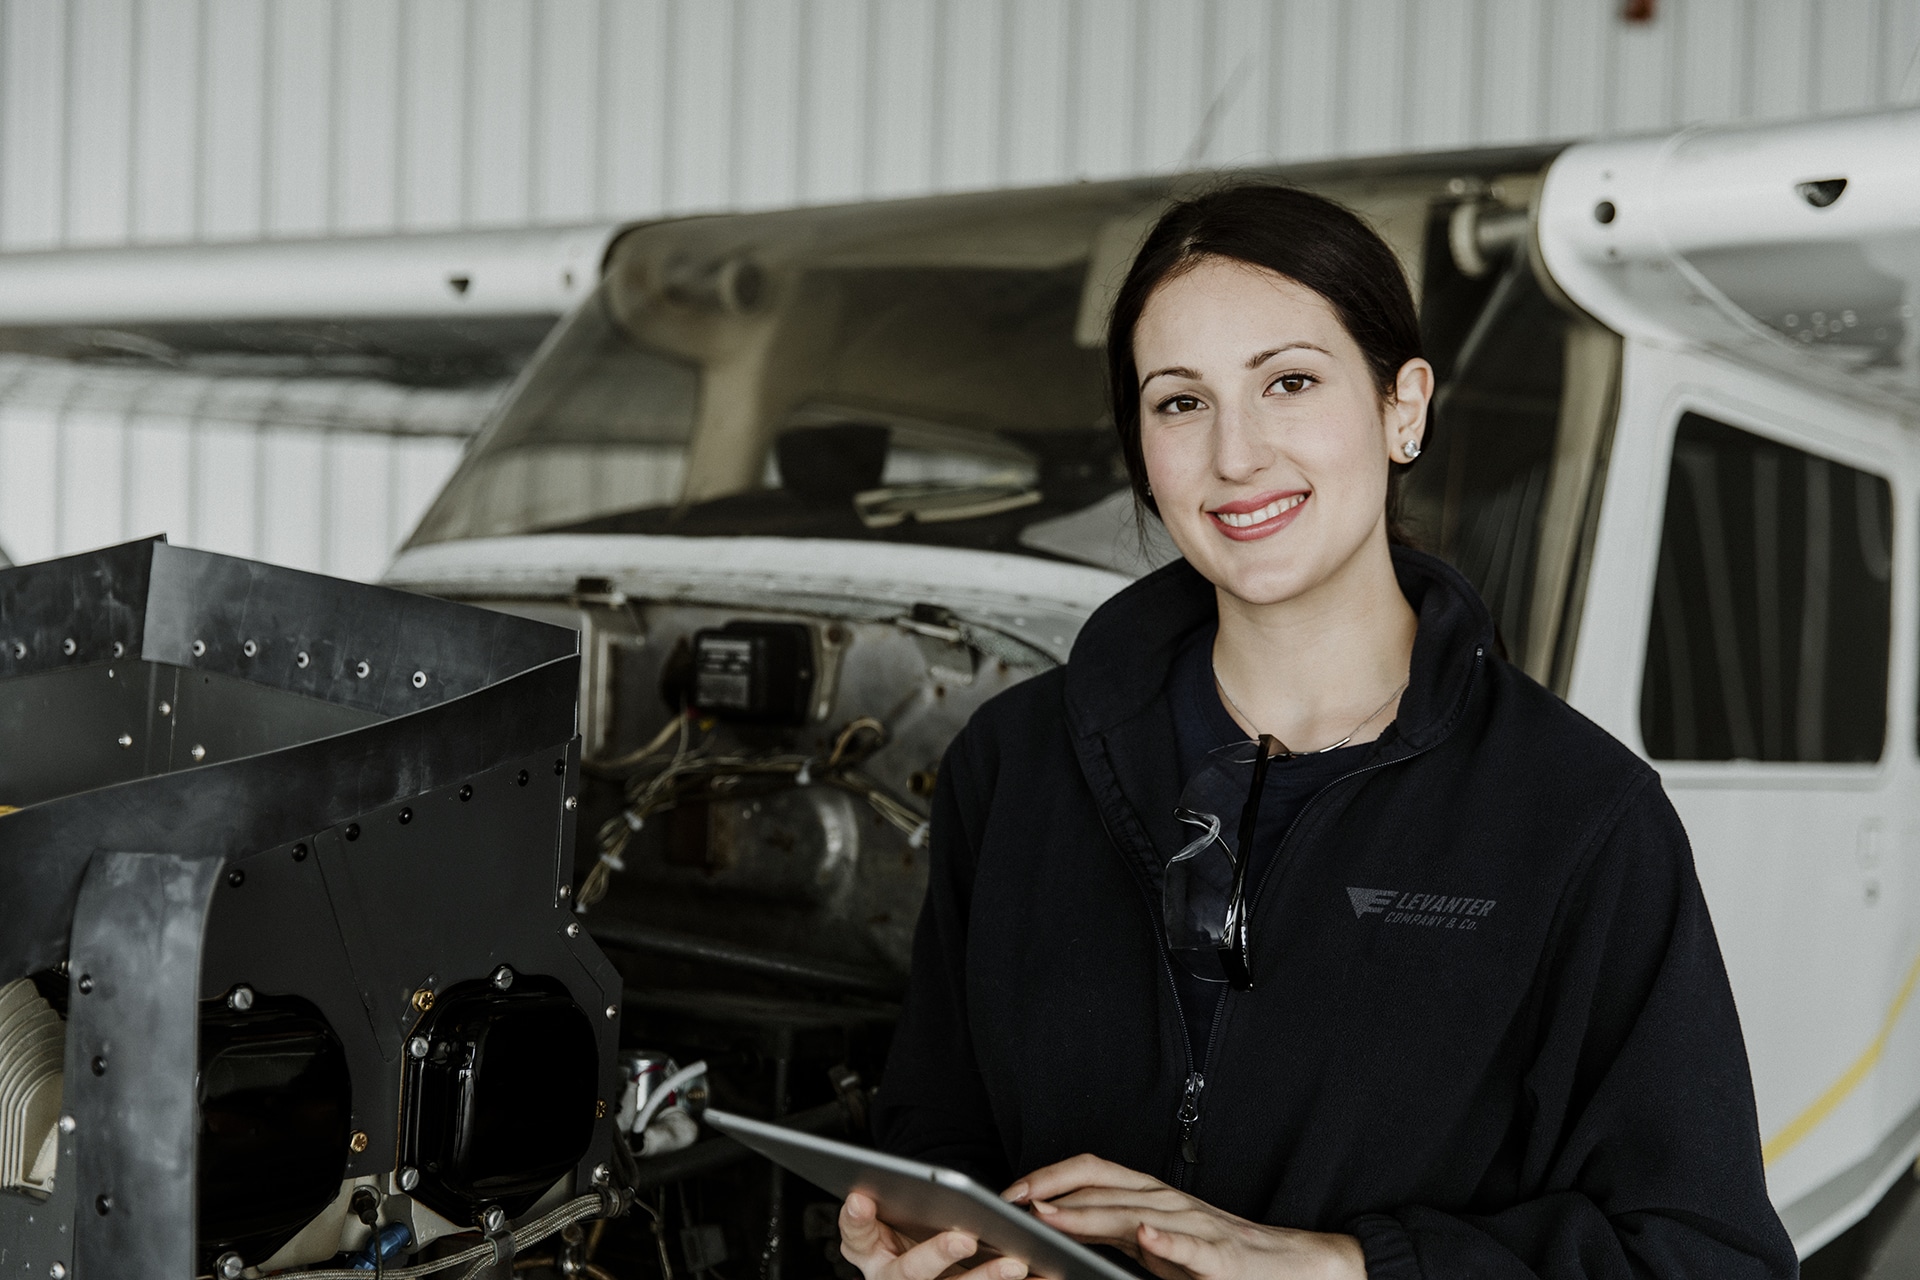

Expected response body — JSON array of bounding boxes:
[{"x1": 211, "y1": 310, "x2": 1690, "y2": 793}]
[{"x1": 1207, "y1": 491, "x2": 1308, "y2": 541}]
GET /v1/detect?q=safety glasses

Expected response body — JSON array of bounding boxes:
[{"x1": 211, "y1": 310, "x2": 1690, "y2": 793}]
[{"x1": 1164, "y1": 734, "x2": 1279, "y2": 990}]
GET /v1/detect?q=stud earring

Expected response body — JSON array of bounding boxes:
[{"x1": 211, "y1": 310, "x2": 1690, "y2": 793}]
[{"x1": 1401, "y1": 439, "x2": 1422, "y2": 461}]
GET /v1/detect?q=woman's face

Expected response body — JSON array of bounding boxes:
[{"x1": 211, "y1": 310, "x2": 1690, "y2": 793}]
[{"x1": 1134, "y1": 255, "x2": 1431, "y2": 608}]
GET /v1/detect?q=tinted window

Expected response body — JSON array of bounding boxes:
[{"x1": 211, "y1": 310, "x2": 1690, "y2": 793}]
[{"x1": 1640, "y1": 412, "x2": 1891, "y2": 762}]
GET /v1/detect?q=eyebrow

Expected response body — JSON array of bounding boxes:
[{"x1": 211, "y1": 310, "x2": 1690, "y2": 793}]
[{"x1": 1138, "y1": 343, "x2": 1331, "y2": 391}]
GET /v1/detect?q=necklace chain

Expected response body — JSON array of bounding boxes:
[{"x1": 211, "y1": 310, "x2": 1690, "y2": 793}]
[{"x1": 1213, "y1": 667, "x2": 1408, "y2": 756}]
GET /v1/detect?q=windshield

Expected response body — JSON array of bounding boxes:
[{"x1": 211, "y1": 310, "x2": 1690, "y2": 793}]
[{"x1": 406, "y1": 164, "x2": 1615, "y2": 674}]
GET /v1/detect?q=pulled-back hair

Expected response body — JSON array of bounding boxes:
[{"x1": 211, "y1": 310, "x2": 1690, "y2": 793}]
[{"x1": 1105, "y1": 183, "x2": 1427, "y2": 539}]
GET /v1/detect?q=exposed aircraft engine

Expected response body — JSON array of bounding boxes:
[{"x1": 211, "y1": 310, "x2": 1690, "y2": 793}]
[{"x1": 0, "y1": 538, "x2": 626, "y2": 1277}]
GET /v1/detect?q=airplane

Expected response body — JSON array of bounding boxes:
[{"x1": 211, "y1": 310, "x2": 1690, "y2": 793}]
[{"x1": 0, "y1": 104, "x2": 1915, "y2": 1275}]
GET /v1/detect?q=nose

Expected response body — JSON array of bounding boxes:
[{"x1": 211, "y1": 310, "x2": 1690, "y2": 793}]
[{"x1": 1211, "y1": 396, "x2": 1271, "y2": 483}]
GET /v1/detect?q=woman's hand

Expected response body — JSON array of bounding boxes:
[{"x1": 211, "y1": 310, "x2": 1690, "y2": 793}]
[
  {"x1": 1004, "y1": 1155, "x2": 1364, "y2": 1280},
  {"x1": 837, "y1": 1191, "x2": 1030, "y2": 1280}
]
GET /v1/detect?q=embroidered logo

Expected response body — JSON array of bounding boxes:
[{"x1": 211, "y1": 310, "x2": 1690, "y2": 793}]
[{"x1": 1346, "y1": 887, "x2": 1496, "y2": 930}]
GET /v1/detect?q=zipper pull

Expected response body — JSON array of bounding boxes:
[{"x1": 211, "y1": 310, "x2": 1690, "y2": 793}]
[{"x1": 1177, "y1": 1072, "x2": 1205, "y2": 1164}]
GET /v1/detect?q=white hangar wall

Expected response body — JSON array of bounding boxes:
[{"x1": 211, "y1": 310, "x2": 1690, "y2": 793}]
[{"x1": 1, "y1": 0, "x2": 1918, "y2": 576}]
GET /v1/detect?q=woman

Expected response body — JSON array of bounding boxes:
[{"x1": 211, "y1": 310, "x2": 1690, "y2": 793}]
[{"x1": 839, "y1": 185, "x2": 1795, "y2": 1280}]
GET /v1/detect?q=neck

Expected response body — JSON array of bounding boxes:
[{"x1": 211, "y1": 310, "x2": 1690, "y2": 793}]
[{"x1": 1210, "y1": 532, "x2": 1418, "y2": 750}]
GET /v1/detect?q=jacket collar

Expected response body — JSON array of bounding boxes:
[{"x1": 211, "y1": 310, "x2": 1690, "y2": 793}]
[{"x1": 1062, "y1": 545, "x2": 1494, "y2": 877}]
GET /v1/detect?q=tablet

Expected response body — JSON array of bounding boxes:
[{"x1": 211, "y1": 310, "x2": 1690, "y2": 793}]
[{"x1": 701, "y1": 1109, "x2": 1137, "y2": 1280}]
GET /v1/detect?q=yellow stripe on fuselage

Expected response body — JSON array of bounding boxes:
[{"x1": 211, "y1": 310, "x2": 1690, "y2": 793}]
[{"x1": 1763, "y1": 944, "x2": 1920, "y2": 1165}]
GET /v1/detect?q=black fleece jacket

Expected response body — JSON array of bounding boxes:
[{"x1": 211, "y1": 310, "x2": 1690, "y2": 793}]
[{"x1": 872, "y1": 548, "x2": 1796, "y2": 1280}]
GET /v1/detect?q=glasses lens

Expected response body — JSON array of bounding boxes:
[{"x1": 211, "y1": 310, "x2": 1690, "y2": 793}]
[{"x1": 1165, "y1": 740, "x2": 1266, "y2": 983}]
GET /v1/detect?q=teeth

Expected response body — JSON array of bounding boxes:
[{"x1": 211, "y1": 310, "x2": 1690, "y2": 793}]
[{"x1": 1215, "y1": 494, "x2": 1305, "y2": 528}]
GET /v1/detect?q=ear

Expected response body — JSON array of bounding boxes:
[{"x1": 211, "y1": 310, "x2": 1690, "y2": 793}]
[{"x1": 1384, "y1": 358, "x2": 1435, "y2": 463}]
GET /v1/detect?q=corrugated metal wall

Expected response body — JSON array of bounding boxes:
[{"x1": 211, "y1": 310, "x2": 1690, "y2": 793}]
[{"x1": 2, "y1": 0, "x2": 1918, "y2": 574}]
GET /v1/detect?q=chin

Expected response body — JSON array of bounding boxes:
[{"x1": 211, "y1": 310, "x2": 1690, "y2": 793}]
[{"x1": 1194, "y1": 550, "x2": 1327, "y2": 608}]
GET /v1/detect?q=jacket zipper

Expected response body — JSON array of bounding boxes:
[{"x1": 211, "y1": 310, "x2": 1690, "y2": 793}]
[{"x1": 1165, "y1": 647, "x2": 1486, "y2": 1177}]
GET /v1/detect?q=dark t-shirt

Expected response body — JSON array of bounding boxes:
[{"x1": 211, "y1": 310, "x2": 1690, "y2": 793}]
[{"x1": 1167, "y1": 625, "x2": 1376, "y2": 1068}]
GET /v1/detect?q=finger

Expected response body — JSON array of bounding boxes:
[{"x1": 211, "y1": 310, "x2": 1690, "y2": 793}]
[
  {"x1": 1013, "y1": 1154, "x2": 1165, "y2": 1204},
  {"x1": 954, "y1": 1256, "x2": 1030, "y2": 1280},
  {"x1": 1034, "y1": 1203, "x2": 1204, "y2": 1248},
  {"x1": 839, "y1": 1194, "x2": 887, "y2": 1258},
  {"x1": 1044, "y1": 1187, "x2": 1191, "y2": 1214},
  {"x1": 891, "y1": 1230, "x2": 978, "y2": 1280}
]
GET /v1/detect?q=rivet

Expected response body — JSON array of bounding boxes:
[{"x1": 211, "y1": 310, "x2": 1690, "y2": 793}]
[
  {"x1": 296, "y1": 651, "x2": 310, "y2": 668},
  {"x1": 242, "y1": 639, "x2": 257, "y2": 657},
  {"x1": 227, "y1": 985, "x2": 254, "y2": 1012},
  {"x1": 491, "y1": 965, "x2": 515, "y2": 990},
  {"x1": 227, "y1": 868, "x2": 245, "y2": 888},
  {"x1": 399, "y1": 807, "x2": 413, "y2": 825},
  {"x1": 116, "y1": 733, "x2": 132, "y2": 748},
  {"x1": 554, "y1": 759, "x2": 567, "y2": 776},
  {"x1": 158, "y1": 700, "x2": 171, "y2": 716},
  {"x1": 459, "y1": 784, "x2": 473, "y2": 801},
  {"x1": 516, "y1": 770, "x2": 529, "y2": 787},
  {"x1": 564, "y1": 795, "x2": 578, "y2": 811},
  {"x1": 10, "y1": 641, "x2": 24, "y2": 659},
  {"x1": 604, "y1": 1003, "x2": 618, "y2": 1020},
  {"x1": 349, "y1": 1130, "x2": 369, "y2": 1153},
  {"x1": 191, "y1": 639, "x2": 206, "y2": 657},
  {"x1": 408, "y1": 1035, "x2": 430, "y2": 1060},
  {"x1": 77, "y1": 973, "x2": 93, "y2": 994},
  {"x1": 412, "y1": 987, "x2": 436, "y2": 1013},
  {"x1": 355, "y1": 660, "x2": 371, "y2": 679},
  {"x1": 191, "y1": 744, "x2": 206, "y2": 762},
  {"x1": 566, "y1": 921, "x2": 581, "y2": 938},
  {"x1": 292, "y1": 842, "x2": 308, "y2": 862},
  {"x1": 50, "y1": 1262, "x2": 67, "y2": 1280},
  {"x1": 62, "y1": 638, "x2": 76, "y2": 656},
  {"x1": 559, "y1": 884, "x2": 572, "y2": 900},
  {"x1": 1594, "y1": 200, "x2": 1616, "y2": 224},
  {"x1": 344, "y1": 823, "x2": 360, "y2": 841},
  {"x1": 112, "y1": 641, "x2": 124, "y2": 658},
  {"x1": 94, "y1": 1194, "x2": 111, "y2": 1216},
  {"x1": 90, "y1": 1056, "x2": 107, "y2": 1076},
  {"x1": 412, "y1": 670, "x2": 427, "y2": 688},
  {"x1": 399, "y1": 1166, "x2": 420, "y2": 1191},
  {"x1": 58, "y1": 1114, "x2": 76, "y2": 1134}
]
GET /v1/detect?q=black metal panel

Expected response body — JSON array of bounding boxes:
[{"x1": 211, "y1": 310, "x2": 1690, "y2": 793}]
[
  {"x1": 66, "y1": 851, "x2": 225, "y2": 1280},
  {"x1": 144, "y1": 541, "x2": 577, "y2": 716},
  {"x1": 158, "y1": 667, "x2": 380, "y2": 772},
  {"x1": 0, "y1": 538, "x2": 153, "y2": 681},
  {"x1": 0, "y1": 661, "x2": 159, "y2": 808}
]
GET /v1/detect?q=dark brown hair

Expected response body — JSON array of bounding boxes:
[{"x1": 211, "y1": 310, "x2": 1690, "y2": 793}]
[{"x1": 1106, "y1": 183, "x2": 1427, "y2": 539}]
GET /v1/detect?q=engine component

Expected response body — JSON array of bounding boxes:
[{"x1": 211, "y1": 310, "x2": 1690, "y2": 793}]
[
  {"x1": 0, "y1": 978, "x2": 62, "y2": 1195},
  {"x1": 401, "y1": 977, "x2": 600, "y2": 1224},
  {"x1": 689, "y1": 622, "x2": 816, "y2": 725},
  {"x1": 0, "y1": 538, "x2": 622, "y2": 1278}
]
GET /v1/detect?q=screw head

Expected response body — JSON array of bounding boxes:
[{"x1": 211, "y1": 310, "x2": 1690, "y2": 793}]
[
  {"x1": 49, "y1": 1262, "x2": 66, "y2": 1278},
  {"x1": 94, "y1": 1194, "x2": 111, "y2": 1215},
  {"x1": 242, "y1": 639, "x2": 257, "y2": 658},
  {"x1": 408, "y1": 1035, "x2": 430, "y2": 1060},
  {"x1": 158, "y1": 700, "x2": 171, "y2": 715},
  {"x1": 190, "y1": 744, "x2": 207, "y2": 762},
  {"x1": 1594, "y1": 199, "x2": 1617, "y2": 224},
  {"x1": 412, "y1": 987, "x2": 436, "y2": 1013},
  {"x1": 605, "y1": 1003, "x2": 619, "y2": 1021},
  {"x1": 296, "y1": 650, "x2": 310, "y2": 668},
  {"x1": 227, "y1": 868, "x2": 245, "y2": 888},
  {"x1": 412, "y1": 670, "x2": 428, "y2": 688},
  {"x1": 10, "y1": 641, "x2": 24, "y2": 659},
  {"x1": 355, "y1": 660, "x2": 371, "y2": 679},
  {"x1": 58, "y1": 1114, "x2": 75, "y2": 1134},
  {"x1": 398, "y1": 807, "x2": 413, "y2": 825},
  {"x1": 564, "y1": 795, "x2": 578, "y2": 811},
  {"x1": 217, "y1": 1251, "x2": 245, "y2": 1279},
  {"x1": 90, "y1": 1056, "x2": 106, "y2": 1076},
  {"x1": 459, "y1": 784, "x2": 473, "y2": 801},
  {"x1": 516, "y1": 770, "x2": 529, "y2": 786},
  {"x1": 227, "y1": 985, "x2": 254, "y2": 1012},
  {"x1": 591, "y1": 1163, "x2": 611, "y2": 1187},
  {"x1": 116, "y1": 733, "x2": 132, "y2": 748},
  {"x1": 559, "y1": 884, "x2": 572, "y2": 900},
  {"x1": 292, "y1": 842, "x2": 308, "y2": 862},
  {"x1": 191, "y1": 639, "x2": 206, "y2": 657},
  {"x1": 76, "y1": 973, "x2": 93, "y2": 994},
  {"x1": 566, "y1": 921, "x2": 581, "y2": 938},
  {"x1": 349, "y1": 1130, "x2": 369, "y2": 1153},
  {"x1": 62, "y1": 638, "x2": 76, "y2": 656},
  {"x1": 399, "y1": 1165, "x2": 420, "y2": 1191},
  {"x1": 554, "y1": 758, "x2": 567, "y2": 776},
  {"x1": 482, "y1": 1205, "x2": 507, "y2": 1233},
  {"x1": 491, "y1": 965, "x2": 515, "y2": 990},
  {"x1": 344, "y1": 822, "x2": 360, "y2": 841}
]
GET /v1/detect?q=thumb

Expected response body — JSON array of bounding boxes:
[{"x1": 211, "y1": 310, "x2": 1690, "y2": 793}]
[{"x1": 840, "y1": 1193, "x2": 887, "y2": 1255}]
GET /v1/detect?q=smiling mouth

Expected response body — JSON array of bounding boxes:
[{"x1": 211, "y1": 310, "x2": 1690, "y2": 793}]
[{"x1": 1211, "y1": 493, "x2": 1306, "y2": 528}]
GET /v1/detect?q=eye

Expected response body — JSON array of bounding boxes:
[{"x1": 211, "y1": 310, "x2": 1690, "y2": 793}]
[
  {"x1": 1267, "y1": 373, "x2": 1317, "y2": 396},
  {"x1": 1155, "y1": 393, "x2": 1206, "y2": 415}
]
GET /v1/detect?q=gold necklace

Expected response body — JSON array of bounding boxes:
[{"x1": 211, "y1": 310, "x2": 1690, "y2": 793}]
[{"x1": 1213, "y1": 668, "x2": 1408, "y2": 756}]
